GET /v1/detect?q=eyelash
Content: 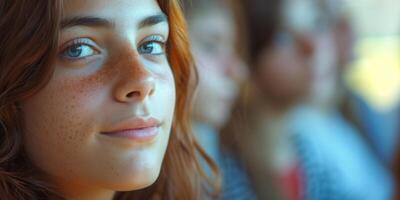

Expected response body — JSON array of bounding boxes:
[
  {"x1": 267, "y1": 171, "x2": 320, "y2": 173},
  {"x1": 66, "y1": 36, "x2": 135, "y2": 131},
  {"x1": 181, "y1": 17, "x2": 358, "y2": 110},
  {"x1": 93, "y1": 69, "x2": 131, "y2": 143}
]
[
  {"x1": 138, "y1": 35, "x2": 167, "y2": 56},
  {"x1": 59, "y1": 35, "x2": 167, "y2": 62},
  {"x1": 59, "y1": 38, "x2": 99, "y2": 61}
]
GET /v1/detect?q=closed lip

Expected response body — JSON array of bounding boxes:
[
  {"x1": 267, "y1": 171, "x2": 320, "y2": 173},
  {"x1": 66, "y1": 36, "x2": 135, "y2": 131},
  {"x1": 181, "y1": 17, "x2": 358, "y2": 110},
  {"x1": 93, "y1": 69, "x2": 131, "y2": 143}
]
[{"x1": 100, "y1": 117, "x2": 162, "y2": 142}]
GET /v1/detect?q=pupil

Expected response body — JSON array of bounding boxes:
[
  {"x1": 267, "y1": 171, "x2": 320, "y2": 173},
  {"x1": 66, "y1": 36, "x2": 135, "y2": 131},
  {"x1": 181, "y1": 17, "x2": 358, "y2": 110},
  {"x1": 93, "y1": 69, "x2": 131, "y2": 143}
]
[
  {"x1": 143, "y1": 43, "x2": 153, "y2": 53},
  {"x1": 69, "y1": 45, "x2": 82, "y2": 57}
]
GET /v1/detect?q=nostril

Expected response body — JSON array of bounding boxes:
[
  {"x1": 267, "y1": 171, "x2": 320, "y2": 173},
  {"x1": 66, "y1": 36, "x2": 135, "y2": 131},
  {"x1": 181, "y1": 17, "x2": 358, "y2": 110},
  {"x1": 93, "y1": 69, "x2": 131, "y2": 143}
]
[
  {"x1": 149, "y1": 88, "x2": 155, "y2": 96},
  {"x1": 126, "y1": 91, "x2": 139, "y2": 98}
]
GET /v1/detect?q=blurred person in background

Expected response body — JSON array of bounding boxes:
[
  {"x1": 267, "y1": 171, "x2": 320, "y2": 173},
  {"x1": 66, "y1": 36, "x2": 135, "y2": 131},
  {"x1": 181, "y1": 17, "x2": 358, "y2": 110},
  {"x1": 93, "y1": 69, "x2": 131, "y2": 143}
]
[
  {"x1": 221, "y1": 0, "x2": 309, "y2": 198},
  {"x1": 182, "y1": 0, "x2": 257, "y2": 199},
  {"x1": 221, "y1": 0, "x2": 394, "y2": 199},
  {"x1": 287, "y1": 1, "x2": 394, "y2": 198}
]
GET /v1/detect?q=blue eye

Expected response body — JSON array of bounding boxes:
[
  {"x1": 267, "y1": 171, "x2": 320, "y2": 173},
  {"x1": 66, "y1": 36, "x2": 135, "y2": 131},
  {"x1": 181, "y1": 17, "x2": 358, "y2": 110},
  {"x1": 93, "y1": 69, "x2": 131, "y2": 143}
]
[
  {"x1": 62, "y1": 44, "x2": 96, "y2": 59},
  {"x1": 138, "y1": 35, "x2": 166, "y2": 55},
  {"x1": 60, "y1": 38, "x2": 99, "y2": 60},
  {"x1": 138, "y1": 41, "x2": 165, "y2": 55}
]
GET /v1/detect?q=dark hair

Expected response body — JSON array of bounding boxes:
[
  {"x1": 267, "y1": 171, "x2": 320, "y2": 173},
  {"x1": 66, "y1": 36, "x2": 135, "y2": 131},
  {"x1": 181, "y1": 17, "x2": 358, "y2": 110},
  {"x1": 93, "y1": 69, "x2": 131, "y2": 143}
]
[
  {"x1": 0, "y1": 1, "x2": 63, "y2": 199},
  {"x1": 240, "y1": 0, "x2": 283, "y2": 67},
  {"x1": 393, "y1": 149, "x2": 400, "y2": 199},
  {"x1": 0, "y1": 0, "x2": 218, "y2": 199}
]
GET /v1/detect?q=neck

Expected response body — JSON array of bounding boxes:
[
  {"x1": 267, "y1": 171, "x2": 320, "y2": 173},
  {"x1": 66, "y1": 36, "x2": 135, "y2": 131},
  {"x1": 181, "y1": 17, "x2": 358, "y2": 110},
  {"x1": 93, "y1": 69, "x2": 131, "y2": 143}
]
[
  {"x1": 56, "y1": 180, "x2": 115, "y2": 200},
  {"x1": 65, "y1": 190, "x2": 115, "y2": 200},
  {"x1": 262, "y1": 100, "x2": 294, "y2": 118}
]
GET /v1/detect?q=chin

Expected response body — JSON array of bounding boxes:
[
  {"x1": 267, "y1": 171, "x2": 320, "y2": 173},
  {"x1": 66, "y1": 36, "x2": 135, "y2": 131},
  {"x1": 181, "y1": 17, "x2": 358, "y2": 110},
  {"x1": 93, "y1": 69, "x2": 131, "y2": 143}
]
[
  {"x1": 98, "y1": 153, "x2": 164, "y2": 192},
  {"x1": 107, "y1": 167, "x2": 161, "y2": 192}
]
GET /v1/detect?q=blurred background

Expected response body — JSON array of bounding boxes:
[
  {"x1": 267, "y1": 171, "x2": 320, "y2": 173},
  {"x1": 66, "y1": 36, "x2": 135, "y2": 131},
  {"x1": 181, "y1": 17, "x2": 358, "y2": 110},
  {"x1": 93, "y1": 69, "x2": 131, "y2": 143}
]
[
  {"x1": 182, "y1": 0, "x2": 400, "y2": 199},
  {"x1": 345, "y1": 0, "x2": 400, "y2": 112}
]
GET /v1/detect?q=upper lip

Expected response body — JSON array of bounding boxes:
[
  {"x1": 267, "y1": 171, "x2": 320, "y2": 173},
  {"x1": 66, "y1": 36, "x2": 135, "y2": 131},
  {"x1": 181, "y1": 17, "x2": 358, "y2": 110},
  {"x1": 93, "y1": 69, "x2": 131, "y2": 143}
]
[{"x1": 102, "y1": 117, "x2": 162, "y2": 133}]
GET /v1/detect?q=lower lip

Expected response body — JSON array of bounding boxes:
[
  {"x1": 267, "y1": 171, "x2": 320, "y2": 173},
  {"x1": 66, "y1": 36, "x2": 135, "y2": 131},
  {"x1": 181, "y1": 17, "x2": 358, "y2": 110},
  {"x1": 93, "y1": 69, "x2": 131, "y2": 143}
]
[{"x1": 101, "y1": 127, "x2": 159, "y2": 142}]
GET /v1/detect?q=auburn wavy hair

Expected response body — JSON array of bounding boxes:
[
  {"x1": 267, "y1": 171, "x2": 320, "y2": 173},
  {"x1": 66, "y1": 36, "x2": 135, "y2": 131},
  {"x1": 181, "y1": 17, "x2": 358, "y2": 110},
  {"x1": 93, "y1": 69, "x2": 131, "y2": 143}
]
[{"x1": 0, "y1": 0, "x2": 219, "y2": 199}]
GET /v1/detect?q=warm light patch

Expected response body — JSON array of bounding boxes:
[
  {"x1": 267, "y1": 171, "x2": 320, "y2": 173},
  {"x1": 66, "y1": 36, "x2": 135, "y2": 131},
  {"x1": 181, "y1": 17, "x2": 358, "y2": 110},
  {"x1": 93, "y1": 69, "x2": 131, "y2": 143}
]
[{"x1": 346, "y1": 36, "x2": 400, "y2": 111}]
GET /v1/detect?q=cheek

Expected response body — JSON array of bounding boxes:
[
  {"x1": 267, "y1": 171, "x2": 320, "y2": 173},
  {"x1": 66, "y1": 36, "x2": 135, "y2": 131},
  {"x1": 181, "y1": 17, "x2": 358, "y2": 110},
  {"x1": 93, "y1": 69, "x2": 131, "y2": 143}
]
[
  {"x1": 21, "y1": 57, "x2": 176, "y2": 187},
  {"x1": 21, "y1": 68, "x2": 110, "y2": 177},
  {"x1": 156, "y1": 67, "x2": 176, "y2": 120}
]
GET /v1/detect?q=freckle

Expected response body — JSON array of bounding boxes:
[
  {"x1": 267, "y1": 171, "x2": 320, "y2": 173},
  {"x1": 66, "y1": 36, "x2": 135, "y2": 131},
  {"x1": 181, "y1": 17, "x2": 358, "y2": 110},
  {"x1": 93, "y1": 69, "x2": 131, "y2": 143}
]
[
  {"x1": 73, "y1": 131, "x2": 80, "y2": 138},
  {"x1": 95, "y1": 74, "x2": 102, "y2": 82},
  {"x1": 110, "y1": 166, "x2": 118, "y2": 177},
  {"x1": 66, "y1": 104, "x2": 75, "y2": 110},
  {"x1": 77, "y1": 136, "x2": 83, "y2": 143}
]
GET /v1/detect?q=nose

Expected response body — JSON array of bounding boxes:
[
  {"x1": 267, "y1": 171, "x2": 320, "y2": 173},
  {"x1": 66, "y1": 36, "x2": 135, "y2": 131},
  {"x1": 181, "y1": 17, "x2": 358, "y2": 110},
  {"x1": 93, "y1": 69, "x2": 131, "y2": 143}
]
[{"x1": 113, "y1": 53, "x2": 155, "y2": 103}]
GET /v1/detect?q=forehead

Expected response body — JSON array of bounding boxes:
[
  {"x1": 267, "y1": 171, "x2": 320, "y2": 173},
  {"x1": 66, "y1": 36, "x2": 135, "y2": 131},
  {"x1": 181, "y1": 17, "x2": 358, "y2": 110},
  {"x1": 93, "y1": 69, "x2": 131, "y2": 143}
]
[
  {"x1": 63, "y1": 0, "x2": 163, "y2": 19},
  {"x1": 190, "y1": 9, "x2": 235, "y2": 39},
  {"x1": 283, "y1": 0, "x2": 319, "y2": 32}
]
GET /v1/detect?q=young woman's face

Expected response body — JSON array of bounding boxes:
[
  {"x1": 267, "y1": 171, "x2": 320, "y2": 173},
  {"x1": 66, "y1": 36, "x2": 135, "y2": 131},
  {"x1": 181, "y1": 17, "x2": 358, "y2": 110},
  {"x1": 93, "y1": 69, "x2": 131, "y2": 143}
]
[
  {"x1": 190, "y1": 8, "x2": 247, "y2": 129},
  {"x1": 21, "y1": 0, "x2": 175, "y2": 197},
  {"x1": 254, "y1": 30, "x2": 312, "y2": 104}
]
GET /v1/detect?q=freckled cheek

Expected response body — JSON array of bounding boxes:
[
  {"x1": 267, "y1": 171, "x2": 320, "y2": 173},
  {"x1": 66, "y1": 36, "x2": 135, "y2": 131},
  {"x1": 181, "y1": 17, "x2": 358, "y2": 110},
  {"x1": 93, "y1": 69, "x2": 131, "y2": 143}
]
[
  {"x1": 22, "y1": 74, "x2": 111, "y2": 175},
  {"x1": 25, "y1": 75, "x2": 107, "y2": 146}
]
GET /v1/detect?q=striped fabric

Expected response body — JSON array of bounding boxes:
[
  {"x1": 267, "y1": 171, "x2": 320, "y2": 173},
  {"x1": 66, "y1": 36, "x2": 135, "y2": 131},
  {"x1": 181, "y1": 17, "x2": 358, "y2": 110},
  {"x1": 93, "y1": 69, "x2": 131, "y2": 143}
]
[
  {"x1": 290, "y1": 106, "x2": 394, "y2": 200},
  {"x1": 219, "y1": 150, "x2": 258, "y2": 200}
]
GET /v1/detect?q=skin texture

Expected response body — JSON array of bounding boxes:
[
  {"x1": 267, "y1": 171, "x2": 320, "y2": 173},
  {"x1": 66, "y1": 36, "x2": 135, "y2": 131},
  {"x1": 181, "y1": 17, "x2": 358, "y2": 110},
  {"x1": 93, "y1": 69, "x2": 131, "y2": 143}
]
[
  {"x1": 190, "y1": 6, "x2": 246, "y2": 129},
  {"x1": 20, "y1": 0, "x2": 175, "y2": 199}
]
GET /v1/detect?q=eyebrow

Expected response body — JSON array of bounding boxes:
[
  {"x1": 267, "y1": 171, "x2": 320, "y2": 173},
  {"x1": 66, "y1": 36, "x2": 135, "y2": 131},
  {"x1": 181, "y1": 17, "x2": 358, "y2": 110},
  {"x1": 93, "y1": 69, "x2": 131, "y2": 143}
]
[
  {"x1": 61, "y1": 13, "x2": 168, "y2": 30},
  {"x1": 139, "y1": 13, "x2": 168, "y2": 29},
  {"x1": 61, "y1": 17, "x2": 113, "y2": 29}
]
